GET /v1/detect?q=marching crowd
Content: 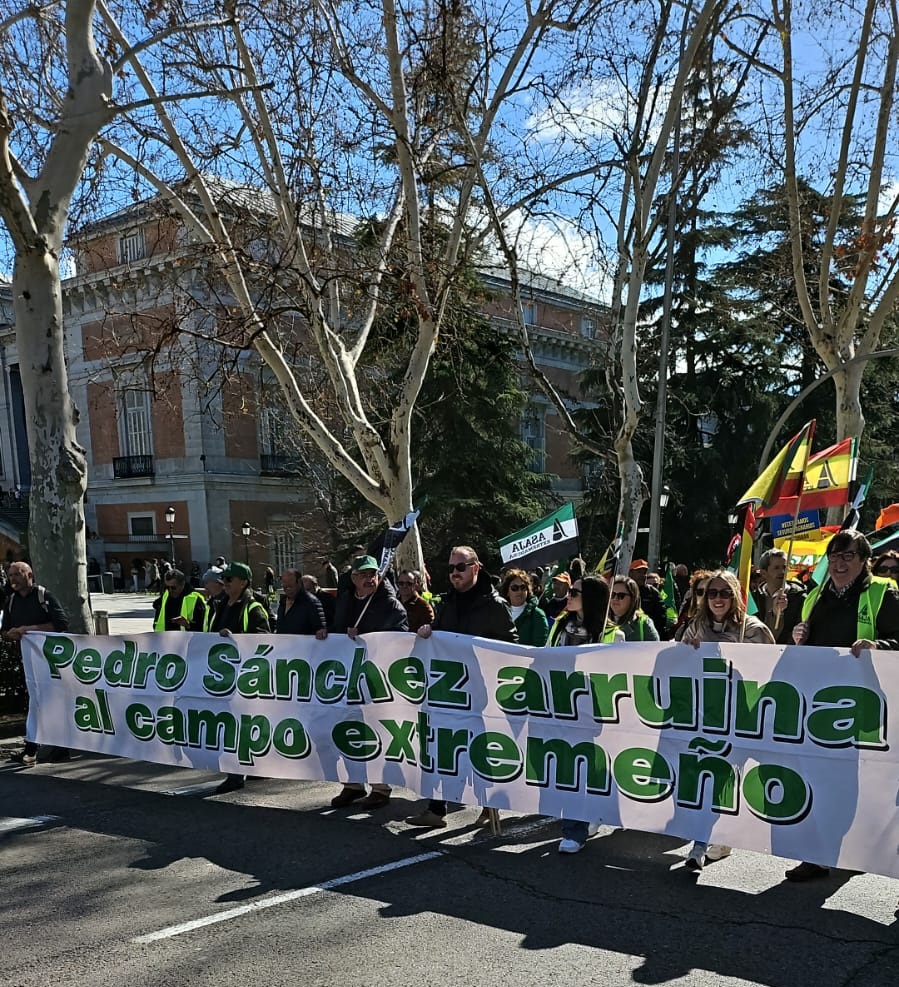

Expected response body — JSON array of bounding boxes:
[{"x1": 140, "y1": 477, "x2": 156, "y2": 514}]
[{"x1": 5, "y1": 529, "x2": 899, "y2": 885}]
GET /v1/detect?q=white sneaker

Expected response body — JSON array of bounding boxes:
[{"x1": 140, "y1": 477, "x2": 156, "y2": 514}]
[
  {"x1": 558, "y1": 838, "x2": 585, "y2": 854},
  {"x1": 684, "y1": 846, "x2": 705, "y2": 871},
  {"x1": 705, "y1": 844, "x2": 732, "y2": 862},
  {"x1": 587, "y1": 823, "x2": 600, "y2": 838}
]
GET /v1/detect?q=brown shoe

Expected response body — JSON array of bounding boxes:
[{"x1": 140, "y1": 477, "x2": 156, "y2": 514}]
[
  {"x1": 785, "y1": 861, "x2": 830, "y2": 882},
  {"x1": 358, "y1": 791, "x2": 390, "y2": 810},
  {"x1": 405, "y1": 809, "x2": 447, "y2": 828},
  {"x1": 330, "y1": 786, "x2": 367, "y2": 808}
]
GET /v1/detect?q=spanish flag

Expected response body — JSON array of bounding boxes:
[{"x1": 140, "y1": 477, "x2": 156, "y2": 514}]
[
  {"x1": 757, "y1": 437, "x2": 857, "y2": 517},
  {"x1": 737, "y1": 421, "x2": 815, "y2": 510}
]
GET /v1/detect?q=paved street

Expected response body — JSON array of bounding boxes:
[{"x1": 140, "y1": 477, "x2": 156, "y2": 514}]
[{"x1": 3, "y1": 593, "x2": 899, "y2": 986}]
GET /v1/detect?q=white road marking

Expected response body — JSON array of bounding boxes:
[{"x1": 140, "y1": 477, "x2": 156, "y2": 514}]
[
  {"x1": 0, "y1": 815, "x2": 60, "y2": 833},
  {"x1": 132, "y1": 850, "x2": 443, "y2": 944}
]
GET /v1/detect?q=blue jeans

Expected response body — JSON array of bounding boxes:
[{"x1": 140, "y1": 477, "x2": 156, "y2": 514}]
[{"x1": 561, "y1": 819, "x2": 589, "y2": 844}]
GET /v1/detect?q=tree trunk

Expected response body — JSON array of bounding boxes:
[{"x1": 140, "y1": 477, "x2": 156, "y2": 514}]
[
  {"x1": 615, "y1": 434, "x2": 644, "y2": 572},
  {"x1": 13, "y1": 249, "x2": 91, "y2": 633}
]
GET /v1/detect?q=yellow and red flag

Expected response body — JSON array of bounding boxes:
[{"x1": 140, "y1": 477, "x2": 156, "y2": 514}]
[
  {"x1": 737, "y1": 421, "x2": 816, "y2": 511},
  {"x1": 757, "y1": 437, "x2": 857, "y2": 517}
]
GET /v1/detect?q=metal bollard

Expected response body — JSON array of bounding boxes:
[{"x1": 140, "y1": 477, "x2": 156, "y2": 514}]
[{"x1": 94, "y1": 610, "x2": 109, "y2": 635}]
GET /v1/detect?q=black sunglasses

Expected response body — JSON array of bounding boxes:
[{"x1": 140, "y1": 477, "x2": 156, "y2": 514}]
[
  {"x1": 706, "y1": 587, "x2": 734, "y2": 599},
  {"x1": 448, "y1": 561, "x2": 476, "y2": 573},
  {"x1": 568, "y1": 587, "x2": 582, "y2": 597},
  {"x1": 610, "y1": 591, "x2": 630, "y2": 600},
  {"x1": 876, "y1": 566, "x2": 899, "y2": 574},
  {"x1": 508, "y1": 583, "x2": 528, "y2": 592}
]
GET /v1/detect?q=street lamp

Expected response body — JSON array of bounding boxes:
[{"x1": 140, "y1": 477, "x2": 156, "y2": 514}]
[
  {"x1": 242, "y1": 520, "x2": 251, "y2": 564},
  {"x1": 728, "y1": 510, "x2": 739, "y2": 528},
  {"x1": 648, "y1": 486, "x2": 671, "y2": 570},
  {"x1": 659, "y1": 485, "x2": 670, "y2": 510},
  {"x1": 165, "y1": 506, "x2": 175, "y2": 563}
]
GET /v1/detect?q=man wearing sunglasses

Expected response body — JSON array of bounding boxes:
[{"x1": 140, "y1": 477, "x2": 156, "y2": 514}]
[
  {"x1": 396, "y1": 569, "x2": 434, "y2": 633},
  {"x1": 407, "y1": 546, "x2": 517, "y2": 828},
  {"x1": 787, "y1": 529, "x2": 899, "y2": 882}
]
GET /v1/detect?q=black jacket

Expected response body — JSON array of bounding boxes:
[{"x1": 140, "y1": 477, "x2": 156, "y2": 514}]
[
  {"x1": 331, "y1": 580, "x2": 409, "y2": 634},
  {"x1": 433, "y1": 569, "x2": 518, "y2": 642},
  {"x1": 275, "y1": 591, "x2": 326, "y2": 635},
  {"x1": 805, "y1": 573, "x2": 899, "y2": 650}
]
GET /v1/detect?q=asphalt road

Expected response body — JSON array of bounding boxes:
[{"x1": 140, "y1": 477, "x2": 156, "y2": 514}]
[
  {"x1": 3, "y1": 754, "x2": 899, "y2": 987},
  {"x1": 4, "y1": 593, "x2": 899, "y2": 986}
]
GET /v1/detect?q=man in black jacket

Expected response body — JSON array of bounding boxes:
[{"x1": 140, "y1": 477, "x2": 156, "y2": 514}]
[
  {"x1": 787, "y1": 529, "x2": 899, "y2": 882},
  {"x1": 4, "y1": 562, "x2": 69, "y2": 765},
  {"x1": 407, "y1": 545, "x2": 517, "y2": 828},
  {"x1": 322, "y1": 555, "x2": 408, "y2": 810},
  {"x1": 208, "y1": 562, "x2": 271, "y2": 793},
  {"x1": 276, "y1": 568, "x2": 326, "y2": 636}
]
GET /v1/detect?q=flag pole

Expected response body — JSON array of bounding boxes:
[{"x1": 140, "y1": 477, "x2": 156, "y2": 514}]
[{"x1": 775, "y1": 422, "x2": 817, "y2": 634}]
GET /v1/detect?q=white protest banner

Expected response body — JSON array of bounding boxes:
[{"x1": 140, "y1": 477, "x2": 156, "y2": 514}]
[{"x1": 21, "y1": 631, "x2": 899, "y2": 877}]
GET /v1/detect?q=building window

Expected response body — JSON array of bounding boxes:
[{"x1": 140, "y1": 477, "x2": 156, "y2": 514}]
[
  {"x1": 129, "y1": 514, "x2": 155, "y2": 536},
  {"x1": 119, "y1": 228, "x2": 146, "y2": 264},
  {"x1": 522, "y1": 301, "x2": 537, "y2": 326},
  {"x1": 581, "y1": 316, "x2": 596, "y2": 339},
  {"x1": 120, "y1": 388, "x2": 153, "y2": 456},
  {"x1": 271, "y1": 524, "x2": 300, "y2": 574},
  {"x1": 260, "y1": 406, "x2": 290, "y2": 455},
  {"x1": 521, "y1": 407, "x2": 545, "y2": 473}
]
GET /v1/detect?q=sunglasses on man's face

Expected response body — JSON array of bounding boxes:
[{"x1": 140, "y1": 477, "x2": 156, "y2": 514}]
[
  {"x1": 448, "y1": 561, "x2": 476, "y2": 573},
  {"x1": 876, "y1": 565, "x2": 899, "y2": 575}
]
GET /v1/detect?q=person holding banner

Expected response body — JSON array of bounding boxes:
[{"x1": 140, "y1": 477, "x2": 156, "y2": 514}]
[
  {"x1": 208, "y1": 562, "x2": 272, "y2": 794},
  {"x1": 550, "y1": 574, "x2": 622, "y2": 852},
  {"x1": 787, "y1": 529, "x2": 899, "y2": 882},
  {"x1": 408, "y1": 546, "x2": 517, "y2": 829},
  {"x1": 500, "y1": 568, "x2": 549, "y2": 646},
  {"x1": 680, "y1": 568, "x2": 775, "y2": 871},
  {"x1": 325, "y1": 555, "x2": 408, "y2": 811},
  {"x1": 4, "y1": 562, "x2": 69, "y2": 766},
  {"x1": 608, "y1": 576, "x2": 660, "y2": 641}
]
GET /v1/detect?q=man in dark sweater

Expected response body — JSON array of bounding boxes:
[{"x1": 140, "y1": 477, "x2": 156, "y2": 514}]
[
  {"x1": 322, "y1": 555, "x2": 408, "y2": 810},
  {"x1": 408, "y1": 545, "x2": 517, "y2": 828}
]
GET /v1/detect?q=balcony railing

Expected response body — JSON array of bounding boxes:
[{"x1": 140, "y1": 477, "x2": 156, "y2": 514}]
[
  {"x1": 260, "y1": 453, "x2": 304, "y2": 476},
  {"x1": 113, "y1": 455, "x2": 155, "y2": 478}
]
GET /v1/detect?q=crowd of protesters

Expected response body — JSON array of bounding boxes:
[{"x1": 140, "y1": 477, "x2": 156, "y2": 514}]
[{"x1": 6, "y1": 529, "x2": 899, "y2": 889}]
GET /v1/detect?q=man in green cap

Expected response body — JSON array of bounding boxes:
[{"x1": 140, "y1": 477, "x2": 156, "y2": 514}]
[
  {"x1": 208, "y1": 561, "x2": 271, "y2": 793},
  {"x1": 323, "y1": 554, "x2": 408, "y2": 810}
]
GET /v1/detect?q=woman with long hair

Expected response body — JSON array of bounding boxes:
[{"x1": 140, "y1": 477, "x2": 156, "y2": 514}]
[
  {"x1": 608, "y1": 575, "x2": 660, "y2": 641},
  {"x1": 500, "y1": 567, "x2": 549, "y2": 646},
  {"x1": 673, "y1": 568, "x2": 711, "y2": 641},
  {"x1": 679, "y1": 568, "x2": 774, "y2": 870},
  {"x1": 549, "y1": 574, "x2": 622, "y2": 853}
]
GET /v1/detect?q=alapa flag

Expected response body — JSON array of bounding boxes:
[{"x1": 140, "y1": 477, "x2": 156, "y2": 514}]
[
  {"x1": 500, "y1": 503, "x2": 579, "y2": 570},
  {"x1": 757, "y1": 437, "x2": 857, "y2": 518},
  {"x1": 737, "y1": 421, "x2": 815, "y2": 510}
]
